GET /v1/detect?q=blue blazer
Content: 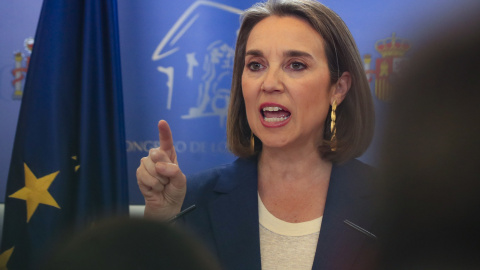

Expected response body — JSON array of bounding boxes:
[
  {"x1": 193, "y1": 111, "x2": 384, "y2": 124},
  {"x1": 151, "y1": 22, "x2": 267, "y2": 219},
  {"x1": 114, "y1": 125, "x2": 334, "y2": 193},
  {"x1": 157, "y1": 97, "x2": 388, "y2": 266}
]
[{"x1": 181, "y1": 157, "x2": 379, "y2": 270}]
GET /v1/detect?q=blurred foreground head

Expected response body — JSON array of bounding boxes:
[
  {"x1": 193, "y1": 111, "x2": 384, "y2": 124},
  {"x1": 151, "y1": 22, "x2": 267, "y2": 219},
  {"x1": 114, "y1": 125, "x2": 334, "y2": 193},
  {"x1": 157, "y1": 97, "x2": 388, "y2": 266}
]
[
  {"x1": 379, "y1": 7, "x2": 480, "y2": 270},
  {"x1": 42, "y1": 218, "x2": 220, "y2": 270}
]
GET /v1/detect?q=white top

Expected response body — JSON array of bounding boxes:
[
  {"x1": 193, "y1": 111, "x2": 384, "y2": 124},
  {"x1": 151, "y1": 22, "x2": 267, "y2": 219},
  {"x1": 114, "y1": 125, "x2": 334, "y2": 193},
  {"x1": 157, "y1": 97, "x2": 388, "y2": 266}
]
[{"x1": 258, "y1": 194, "x2": 322, "y2": 270}]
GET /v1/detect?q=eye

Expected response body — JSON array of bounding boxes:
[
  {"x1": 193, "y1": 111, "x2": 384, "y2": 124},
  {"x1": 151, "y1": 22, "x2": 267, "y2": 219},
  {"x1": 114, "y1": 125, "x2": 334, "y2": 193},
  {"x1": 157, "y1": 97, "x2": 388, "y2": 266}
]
[
  {"x1": 289, "y1": 61, "x2": 307, "y2": 71},
  {"x1": 247, "y1": 61, "x2": 264, "y2": 71}
]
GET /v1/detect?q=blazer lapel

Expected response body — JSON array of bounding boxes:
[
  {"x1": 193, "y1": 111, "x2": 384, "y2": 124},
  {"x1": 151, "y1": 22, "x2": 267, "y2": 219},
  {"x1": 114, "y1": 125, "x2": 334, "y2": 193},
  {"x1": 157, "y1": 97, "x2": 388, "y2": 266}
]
[
  {"x1": 312, "y1": 160, "x2": 378, "y2": 269},
  {"x1": 208, "y1": 158, "x2": 262, "y2": 270}
]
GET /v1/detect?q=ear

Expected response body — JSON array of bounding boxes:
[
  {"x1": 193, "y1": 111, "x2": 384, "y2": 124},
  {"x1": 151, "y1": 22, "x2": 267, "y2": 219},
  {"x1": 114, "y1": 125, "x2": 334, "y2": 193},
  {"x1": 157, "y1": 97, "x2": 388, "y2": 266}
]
[{"x1": 331, "y1": 71, "x2": 351, "y2": 105}]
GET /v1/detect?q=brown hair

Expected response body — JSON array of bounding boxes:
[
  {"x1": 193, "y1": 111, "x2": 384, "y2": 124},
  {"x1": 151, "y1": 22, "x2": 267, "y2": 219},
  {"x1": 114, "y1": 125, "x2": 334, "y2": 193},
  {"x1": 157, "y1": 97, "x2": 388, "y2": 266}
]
[{"x1": 227, "y1": 0, "x2": 374, "y2": 163}]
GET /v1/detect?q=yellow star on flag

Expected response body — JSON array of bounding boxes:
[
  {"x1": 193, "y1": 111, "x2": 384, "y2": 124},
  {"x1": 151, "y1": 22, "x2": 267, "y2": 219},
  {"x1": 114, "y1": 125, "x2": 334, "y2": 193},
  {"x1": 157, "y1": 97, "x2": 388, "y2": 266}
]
[
  {"x1": 71, "y1": 156, "x2": 80, "y2": 172},
  {"x1": 9, "y1": 163, "x2": 61, "y2": 222},
  {"x1": 0, "y1": 247, "x2": 14, "y2": 270}
]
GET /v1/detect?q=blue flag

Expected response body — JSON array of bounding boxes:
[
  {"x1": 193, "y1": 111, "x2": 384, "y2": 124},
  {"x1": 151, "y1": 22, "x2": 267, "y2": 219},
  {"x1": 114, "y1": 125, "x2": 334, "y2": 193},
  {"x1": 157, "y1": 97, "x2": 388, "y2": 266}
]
[{"x1": 0, "y1": 0, "x2": 129, "y2": 268}]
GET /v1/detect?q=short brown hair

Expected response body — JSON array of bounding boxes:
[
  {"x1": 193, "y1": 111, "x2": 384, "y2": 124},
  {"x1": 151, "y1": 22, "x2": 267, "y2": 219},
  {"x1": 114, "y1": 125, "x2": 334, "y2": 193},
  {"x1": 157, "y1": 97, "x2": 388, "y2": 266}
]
[{"x1": 227, "y1": 0, "x2": 374, "y2": 163}]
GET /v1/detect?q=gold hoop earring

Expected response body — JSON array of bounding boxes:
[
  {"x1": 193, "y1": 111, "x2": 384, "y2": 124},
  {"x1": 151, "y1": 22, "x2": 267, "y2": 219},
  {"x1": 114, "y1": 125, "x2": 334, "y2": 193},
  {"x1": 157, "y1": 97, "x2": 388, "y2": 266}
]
[{"x1": 330, "y1": 100, "x2": 337, "y2": 151}]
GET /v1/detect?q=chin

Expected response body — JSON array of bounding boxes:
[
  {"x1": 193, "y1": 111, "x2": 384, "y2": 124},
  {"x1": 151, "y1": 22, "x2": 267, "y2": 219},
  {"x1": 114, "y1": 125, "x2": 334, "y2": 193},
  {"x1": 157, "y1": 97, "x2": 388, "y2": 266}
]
[{"x1": 258, "y1": 137, "x2": 291, "y2": 149}]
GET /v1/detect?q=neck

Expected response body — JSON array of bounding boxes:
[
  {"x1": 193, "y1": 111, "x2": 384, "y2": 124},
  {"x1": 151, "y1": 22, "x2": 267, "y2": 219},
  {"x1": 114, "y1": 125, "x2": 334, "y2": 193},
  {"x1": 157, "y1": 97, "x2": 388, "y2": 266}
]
[
  {"x1": 257, "y1": 145, "x2": 333, "y2": 222},
  {"x1": 258, "y1": 145, "x2": 332, "y2": 186}
]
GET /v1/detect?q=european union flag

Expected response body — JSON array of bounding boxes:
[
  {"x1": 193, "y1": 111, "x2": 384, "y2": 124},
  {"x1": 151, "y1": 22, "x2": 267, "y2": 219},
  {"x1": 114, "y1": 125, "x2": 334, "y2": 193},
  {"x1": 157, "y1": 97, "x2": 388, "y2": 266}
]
[{"x1": 0, "y1": 0, "x2": 129, "y2": 269}]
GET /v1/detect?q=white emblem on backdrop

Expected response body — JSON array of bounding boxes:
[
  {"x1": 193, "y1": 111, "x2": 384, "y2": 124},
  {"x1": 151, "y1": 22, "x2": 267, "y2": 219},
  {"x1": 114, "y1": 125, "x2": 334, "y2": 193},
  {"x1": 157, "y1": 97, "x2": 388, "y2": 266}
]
[{"x1": 152, "y1": 1, "x2": 242, "y2": 126}]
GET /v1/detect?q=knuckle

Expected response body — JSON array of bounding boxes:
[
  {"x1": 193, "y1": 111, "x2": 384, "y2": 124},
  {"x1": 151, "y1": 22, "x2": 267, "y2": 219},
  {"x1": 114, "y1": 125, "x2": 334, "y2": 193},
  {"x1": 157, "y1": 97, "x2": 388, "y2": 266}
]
[
  {"x1": 171, "y1": 164, "x2": 181, "y2": 175},
  {"x1": 155, "y1": 183, "x2": 165, "y2": 191},
  {"x1": 136, "y1": 166, "x2": 143, "y2": 178},
  {"x1": 158, "y1": 150, "x2": 168, "y2": 160}
]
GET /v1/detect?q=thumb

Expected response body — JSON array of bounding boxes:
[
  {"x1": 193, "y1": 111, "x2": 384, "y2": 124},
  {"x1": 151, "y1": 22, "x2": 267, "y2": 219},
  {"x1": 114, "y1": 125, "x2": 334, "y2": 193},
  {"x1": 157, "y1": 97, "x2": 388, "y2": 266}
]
[{"x1": 156, "y1": 162, "x2": 187, "y2": 202}]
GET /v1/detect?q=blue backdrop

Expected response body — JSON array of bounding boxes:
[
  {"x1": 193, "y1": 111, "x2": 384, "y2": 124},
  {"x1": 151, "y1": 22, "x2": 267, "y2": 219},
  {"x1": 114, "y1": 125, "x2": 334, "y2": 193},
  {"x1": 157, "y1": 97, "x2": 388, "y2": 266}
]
[{"x1": 1, "y1": 0, "x2": 476, "y2": 204}]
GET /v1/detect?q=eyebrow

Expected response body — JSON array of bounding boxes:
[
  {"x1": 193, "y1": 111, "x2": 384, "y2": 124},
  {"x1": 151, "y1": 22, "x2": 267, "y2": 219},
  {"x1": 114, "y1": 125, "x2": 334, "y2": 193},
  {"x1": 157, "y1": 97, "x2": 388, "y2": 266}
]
[
  {"x1": 284, "y1": 50, "x2": 313, "y2": 59},
  {"x1": 245, "y1": 49, "x2": 313, "y2": 59},
  {"x1": 245, "y1": 49, "x2": 263, "y2": 57}
]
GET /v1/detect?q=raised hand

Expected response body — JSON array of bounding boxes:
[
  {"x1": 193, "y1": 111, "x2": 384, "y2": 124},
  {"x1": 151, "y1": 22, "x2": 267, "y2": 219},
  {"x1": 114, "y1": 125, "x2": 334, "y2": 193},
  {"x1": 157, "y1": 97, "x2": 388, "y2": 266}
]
[{"x1": 136, "y1": 120, "x2": 187, "y2": 220}]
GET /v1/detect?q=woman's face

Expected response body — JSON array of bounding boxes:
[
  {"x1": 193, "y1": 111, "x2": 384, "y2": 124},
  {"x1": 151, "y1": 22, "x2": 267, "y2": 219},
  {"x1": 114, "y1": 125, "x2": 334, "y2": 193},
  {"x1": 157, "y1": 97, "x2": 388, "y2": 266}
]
[{"x1": 242, "y1": 15, "x2": 335, "y2": 151}]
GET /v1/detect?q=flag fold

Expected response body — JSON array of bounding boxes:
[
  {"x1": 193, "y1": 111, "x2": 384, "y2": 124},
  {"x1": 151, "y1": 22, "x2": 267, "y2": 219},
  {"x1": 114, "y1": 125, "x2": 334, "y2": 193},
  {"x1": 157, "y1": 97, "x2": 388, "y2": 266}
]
[{"x1": 0, "y1": 0, "x2": 129, "y2": 268}]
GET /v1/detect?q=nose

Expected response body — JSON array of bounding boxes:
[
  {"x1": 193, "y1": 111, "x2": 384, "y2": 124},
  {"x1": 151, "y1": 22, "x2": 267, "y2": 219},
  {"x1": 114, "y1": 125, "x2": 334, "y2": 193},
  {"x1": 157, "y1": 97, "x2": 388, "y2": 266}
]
[{"x1": 262, "y1": 66, "x2": 284, "y2": 93}]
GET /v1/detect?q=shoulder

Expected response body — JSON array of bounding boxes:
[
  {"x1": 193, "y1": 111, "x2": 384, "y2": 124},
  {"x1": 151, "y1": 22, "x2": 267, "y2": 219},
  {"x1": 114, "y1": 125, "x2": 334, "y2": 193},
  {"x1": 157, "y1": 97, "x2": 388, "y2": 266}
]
[
  {"x1": 330, "y1": 159, "x2": 378, "y2": 198},
  {"x1": 335, "y1": 158, "x2": 375, "y2": 172},
  {"x1": 333, "y1": 159, "x2": 376, "y2": 182},
  {"x1": 183, "y1": 156, "x2": 258, "y2": 207}
]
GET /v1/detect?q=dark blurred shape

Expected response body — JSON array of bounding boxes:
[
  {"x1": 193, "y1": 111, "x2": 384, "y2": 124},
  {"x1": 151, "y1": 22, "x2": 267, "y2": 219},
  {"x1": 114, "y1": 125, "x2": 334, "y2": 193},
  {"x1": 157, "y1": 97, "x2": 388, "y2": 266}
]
[
  {"x1": 378, "y1": 5, "x2": 480, "y2": 269},
  {"x1": 42, "y1": 218, "x2": 221, "y2": 270}
]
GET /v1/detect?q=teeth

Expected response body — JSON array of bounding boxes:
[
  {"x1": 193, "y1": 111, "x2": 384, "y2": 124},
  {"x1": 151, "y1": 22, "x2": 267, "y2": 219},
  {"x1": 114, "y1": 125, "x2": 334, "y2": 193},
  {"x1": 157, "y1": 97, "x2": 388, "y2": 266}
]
[
  {"x1": 264, "y1": 116, "x2": 289, "y2": 122},
  {"x1": 262, "y1": 106, "x2": 289, "y2": 122},
  {"x1": 262, "y1": 106, "x2": 283, "y2": 112}
]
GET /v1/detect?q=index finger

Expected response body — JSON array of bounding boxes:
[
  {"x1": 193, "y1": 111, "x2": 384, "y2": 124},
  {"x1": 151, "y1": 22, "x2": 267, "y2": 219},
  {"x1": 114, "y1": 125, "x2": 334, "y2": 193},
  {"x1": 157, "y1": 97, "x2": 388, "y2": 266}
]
[{"x1": 158, "y1": 120, "x2": 175, "y2": 159}]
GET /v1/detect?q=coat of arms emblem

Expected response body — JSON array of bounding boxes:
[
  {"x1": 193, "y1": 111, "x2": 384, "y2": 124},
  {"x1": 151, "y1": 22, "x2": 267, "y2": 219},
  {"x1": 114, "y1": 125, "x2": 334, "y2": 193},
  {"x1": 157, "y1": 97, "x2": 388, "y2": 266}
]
[
  {"x1": 364, "y1": 33, "x2": 410, "y2": 101},
  {"x1": 12, "y1": 37, "x2": 34, "y2": 99}
]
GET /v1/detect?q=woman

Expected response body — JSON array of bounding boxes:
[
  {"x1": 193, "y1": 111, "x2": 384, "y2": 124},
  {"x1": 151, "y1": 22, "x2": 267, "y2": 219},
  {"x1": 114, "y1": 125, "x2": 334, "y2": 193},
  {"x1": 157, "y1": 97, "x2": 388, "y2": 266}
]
[{"x1": 137, "y1": 0, "x2": 376, "y2": 269}]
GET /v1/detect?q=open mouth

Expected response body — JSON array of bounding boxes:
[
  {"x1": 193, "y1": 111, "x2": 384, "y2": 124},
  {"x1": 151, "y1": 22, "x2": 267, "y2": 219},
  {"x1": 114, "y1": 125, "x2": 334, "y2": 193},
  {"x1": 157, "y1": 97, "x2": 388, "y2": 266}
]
[{"x1": 261, "y1": 106, "x2": 291, "y2": 122}]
